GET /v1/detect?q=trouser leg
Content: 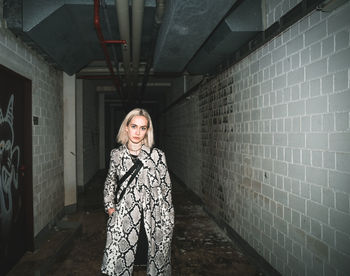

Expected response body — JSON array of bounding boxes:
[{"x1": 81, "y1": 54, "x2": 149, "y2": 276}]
[{"x1": 134, "y1": 212, "x2": 148, "y2": 265}]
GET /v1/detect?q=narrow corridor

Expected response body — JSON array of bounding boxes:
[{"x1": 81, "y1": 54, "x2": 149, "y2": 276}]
[
  {"x1": 11, "y1": 170, "x2": 267, "y2": 276},
  {"x1": 2, "y1": 1, "x2": 350, "y2": 275}
]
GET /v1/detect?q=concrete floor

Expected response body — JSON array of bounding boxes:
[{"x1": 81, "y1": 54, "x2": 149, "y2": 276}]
[{"x1": 9, "y1": 170, "x2": 267, "y2": 276}]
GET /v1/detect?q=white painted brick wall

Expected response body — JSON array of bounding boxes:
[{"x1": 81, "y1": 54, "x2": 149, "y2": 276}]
[
  {"x1": 0, "y1": 1, "x2": 64, "y2": 236},
  {"x1": 265, "y1": 0, "x2": 303, "y2": 29},
  {"x1": 161, "y1": 2, "x2": 350, "y2": 275}
]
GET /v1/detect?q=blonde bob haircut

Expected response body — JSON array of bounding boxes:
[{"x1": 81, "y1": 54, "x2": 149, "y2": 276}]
[{"x1": 117, "y1": 108, "x2": 154, "y2": 148}]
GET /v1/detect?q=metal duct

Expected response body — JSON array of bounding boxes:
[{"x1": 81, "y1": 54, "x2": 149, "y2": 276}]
[
  {"x1": 152, "y1": 0, "x2": 236, "y2": 72},
  {"x1": 187, "y1": 0, "x2": 263, "y2": 74}
]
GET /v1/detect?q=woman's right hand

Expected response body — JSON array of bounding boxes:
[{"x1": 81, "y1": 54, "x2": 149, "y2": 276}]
[{"x1": 108, "y1": 208, "x2": 115, "y2": 216}]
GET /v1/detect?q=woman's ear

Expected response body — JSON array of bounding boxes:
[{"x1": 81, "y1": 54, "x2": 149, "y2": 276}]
[{"x1": 125, "y1": 125, "x2": 128, "y2": 133}]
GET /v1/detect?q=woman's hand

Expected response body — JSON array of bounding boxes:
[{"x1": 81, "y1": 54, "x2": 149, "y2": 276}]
[{"x1": 108, "y1": 208, "x2": 115, "y2": 216}]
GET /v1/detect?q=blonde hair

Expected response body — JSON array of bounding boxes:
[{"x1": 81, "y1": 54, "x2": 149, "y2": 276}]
[{"x1": 117, "y1": 108, "x2": 154, "y2": 147}]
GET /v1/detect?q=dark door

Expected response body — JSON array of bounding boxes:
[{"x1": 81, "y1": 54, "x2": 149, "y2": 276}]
[{"x1": 0, "y1": 65, "x2": 33, "y2": 275}]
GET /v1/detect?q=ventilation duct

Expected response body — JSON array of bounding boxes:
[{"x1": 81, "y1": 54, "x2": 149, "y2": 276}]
[
  {"x1": 4, "y1": 0, "x2": 156, "y2": 76},
  {"x1": 152, "y1": 0, "x2": 236, "y2": 73},
  {"x1": 187, "y1": 0, "x2": 263, "y2": 74}
]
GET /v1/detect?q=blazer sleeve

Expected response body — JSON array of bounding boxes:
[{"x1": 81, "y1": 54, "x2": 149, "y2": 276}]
[{"x1": 103, "y1": 148, "x2": 118, "y2": 213}]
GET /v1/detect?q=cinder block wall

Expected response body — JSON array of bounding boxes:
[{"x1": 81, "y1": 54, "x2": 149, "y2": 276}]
[
  {"x1": 265, "y1": 0, "x2": 302, "y2": 29},
  {"x1": 82, "y1": 80, "x2": 99, "y2": 185},
  {"x1": 161, "y1": 2, "x2": 350, "y2": 275},
  {"x1": 0, "y1": 2, "x2": 64, "y2": 236}
]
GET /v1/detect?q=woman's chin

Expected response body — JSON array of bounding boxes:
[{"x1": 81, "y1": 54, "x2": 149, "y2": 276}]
[{"x1": 130, "y1": 138, "x2": 142, "y2": 144}]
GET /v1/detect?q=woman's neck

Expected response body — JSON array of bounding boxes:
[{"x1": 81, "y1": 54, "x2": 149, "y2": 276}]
[{"x1": 127, "y1": 141, "x2": 142, "y2": 155}]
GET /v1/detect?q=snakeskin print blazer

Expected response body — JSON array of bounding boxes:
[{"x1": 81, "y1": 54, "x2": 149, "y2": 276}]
[{"x1": 102, "y1": 144, "x2": 174, "y2": 276}]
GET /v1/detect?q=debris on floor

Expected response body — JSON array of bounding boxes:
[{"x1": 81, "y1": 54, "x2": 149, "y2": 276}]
[{"x1": 9, "y1": 170, "x2": 265, "y2": 276}]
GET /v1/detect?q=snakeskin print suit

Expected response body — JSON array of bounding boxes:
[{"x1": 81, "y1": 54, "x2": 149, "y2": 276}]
[{"x1": 101, "y1": 145, "x2": 174, "y2": 276}]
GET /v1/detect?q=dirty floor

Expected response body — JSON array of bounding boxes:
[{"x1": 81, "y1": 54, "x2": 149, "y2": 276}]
[{"x1": 10, "y1": 170, "x2": 267, "y2": 276}]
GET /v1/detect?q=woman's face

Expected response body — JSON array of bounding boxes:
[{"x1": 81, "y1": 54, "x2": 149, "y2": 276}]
[{"x1": 125, "y1": 115, "x2": 148, "y2": 144}]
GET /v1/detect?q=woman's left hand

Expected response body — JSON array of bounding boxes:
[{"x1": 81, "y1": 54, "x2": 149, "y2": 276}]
[{"x1": 108, "y1": 208, "x2": 115, "y2": 216}]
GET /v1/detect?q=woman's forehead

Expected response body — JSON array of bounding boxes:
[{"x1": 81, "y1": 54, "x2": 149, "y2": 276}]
[{"x1": 129, "y1": 115, "x2": 148, "y2": 125}]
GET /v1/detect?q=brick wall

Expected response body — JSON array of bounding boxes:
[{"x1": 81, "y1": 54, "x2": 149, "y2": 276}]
[
  {"x1": 265, "y1": 0, "x2": 302, "y2": 28},
  {"x1": 161, "y1": 2, "x2": 350, "y2": 275},
  {"x1": 0, "y1": 1, "x2": 64, "y2": 236}
]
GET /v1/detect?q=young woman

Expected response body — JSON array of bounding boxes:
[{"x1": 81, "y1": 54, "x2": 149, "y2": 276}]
[{"x1": 101, "y1": 108, "x2": 174, "y2": 276}]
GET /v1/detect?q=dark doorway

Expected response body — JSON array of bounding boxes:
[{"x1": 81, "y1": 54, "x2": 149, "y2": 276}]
[{"x1": 0, "y1": 65, "x2": 33, "y2": 275}]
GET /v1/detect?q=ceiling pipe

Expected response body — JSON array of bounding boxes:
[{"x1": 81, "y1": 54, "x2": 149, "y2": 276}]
[
  {"x1": 138, "y1": 0, "x2": 165, "y2": 105},
  {"x1": 101, "y1": 0, "x2": 122, "y2": 77},
  {"x1": 94, "y1": 0, "x2": 125, "y2": 104},
  {"x1": 155, "y1": 0, "x2": 165, "y2": 24},
  {"x1": 131, "y1": 0, "x2": 145, "y2": 104},
  {"x1": 132, "y1": 0, "x2": 145, "y2": 74},
  {"x1": 132, "y1": 0, "x2": 145, "y2": 77},
  {"x1": 115, "y1": 0, "x2": 132, "y2": 92},
  {"x1": 103, "y1": 40, "x2": 127, "y2": 44}
]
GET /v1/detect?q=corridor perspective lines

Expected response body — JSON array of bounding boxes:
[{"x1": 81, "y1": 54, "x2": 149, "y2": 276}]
[{"x1": 48, "y1": 170, "x2": 263, "y2": 276}]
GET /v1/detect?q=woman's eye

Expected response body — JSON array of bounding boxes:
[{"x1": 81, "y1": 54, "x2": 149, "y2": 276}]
[
  {"x1": 141, "y1": 127, "x2": 147, "y2": 131},
  {"x1": 131, "y1": 125, "x2": 136, "y2": 129}
]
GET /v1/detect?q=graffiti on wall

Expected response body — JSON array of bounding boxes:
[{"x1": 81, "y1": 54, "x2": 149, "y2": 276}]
[{"x1": 0, "y1": 95, "x2": 20, "y2": 254}]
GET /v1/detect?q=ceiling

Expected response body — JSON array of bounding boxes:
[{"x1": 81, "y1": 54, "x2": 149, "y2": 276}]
[{"x1": 4, "y1": 0, "x2": 264, "y2": 106}]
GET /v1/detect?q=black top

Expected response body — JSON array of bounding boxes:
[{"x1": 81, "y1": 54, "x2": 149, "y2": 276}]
[{"x1": 130, "y1": 154, "x2": 139, "y2": 163}]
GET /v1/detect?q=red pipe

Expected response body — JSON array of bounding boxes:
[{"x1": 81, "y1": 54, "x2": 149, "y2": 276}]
[
  {"x1": 103, "y1": 40, "x2": 127, "y2": 44},
  {"x1": 94, "y1": 0, "x2": 124, "y2": 100}
]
